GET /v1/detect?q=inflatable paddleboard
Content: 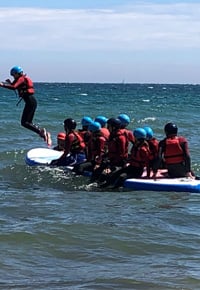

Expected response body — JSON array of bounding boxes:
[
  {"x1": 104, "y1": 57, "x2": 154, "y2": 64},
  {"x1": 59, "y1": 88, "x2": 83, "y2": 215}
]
[
  {"x1": 25, "y1": 148, "x2": 200, "y2": 193},
  {"x1": 25, "y1": 148, "x2": 63, "y2": 166},
  {"x1": 124, "y1": 177, "x2": 200, "y2": 193}
]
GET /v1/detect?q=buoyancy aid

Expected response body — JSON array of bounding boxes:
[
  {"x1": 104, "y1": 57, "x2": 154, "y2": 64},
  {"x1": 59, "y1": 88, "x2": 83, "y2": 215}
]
[
  {"x1": 88, "y1": 132, "x2": 107, "y2": 162},
  {"x1": 70, "y1": 131, "x2": 85, "y2": 153},
  {"x1": 108, "y1": 129, "x2": 128, "y2": 164},
  {"x1": 124, "y1": 128, "x2": 135, "y2": 144},
  {"x1": 163, "y1": 136, "x2": 185, "y2": 164},
  {"x1": 100, "y1": 127, "x2": 110, "y2": 140},
  {"x1": 78, "y1": 130, "x2": 91, "y2": 144},
  {"x1": 116, "y1": 129, "x2": 130, "y2": 155},
  {"x1": 129, "y1": 141, "x2": 150, "y2": 168},
  {"x1": 18, "y1": 75, "x2": 34, "y2": 97},
  {"x1": 148, "y1": 138, "x2": 159, "y2": 160}
]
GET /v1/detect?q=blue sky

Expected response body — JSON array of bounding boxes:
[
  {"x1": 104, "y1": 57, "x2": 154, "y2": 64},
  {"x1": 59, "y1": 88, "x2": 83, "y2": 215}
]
[{"x1": 1, "y1": 1, "x2": 200, "y2": 83}]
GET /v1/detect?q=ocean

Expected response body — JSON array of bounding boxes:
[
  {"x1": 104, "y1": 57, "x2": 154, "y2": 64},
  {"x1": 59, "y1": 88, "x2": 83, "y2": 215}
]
[{"x1": 0, "y1": 83, "x2": 200, "y2": 289}]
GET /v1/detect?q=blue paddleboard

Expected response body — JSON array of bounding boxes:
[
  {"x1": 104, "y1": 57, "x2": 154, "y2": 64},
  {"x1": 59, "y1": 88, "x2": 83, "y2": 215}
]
[{"x1": 124, "y1": 177, "x2": 200, "y2": 193}]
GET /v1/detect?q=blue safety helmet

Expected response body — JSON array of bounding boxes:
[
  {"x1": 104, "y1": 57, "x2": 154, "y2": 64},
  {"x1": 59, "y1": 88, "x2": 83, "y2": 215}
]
[
  {"x1": 88, "y1": 121, "x2": 101, "y2": 132},
  {"x1": 133, "y1": 128, "x2": 147, "y2": 139},
  {"x1": 118, "y1": 113, "x2": 130, "y2": 126},
  {"x1": 143, "y1": 126, "x2": 154, "y2": 140},
  {"x1": 94, "y1": 116, "x2": 108, "y2": 127},
  {"x1": 81, "y1": 116, "x2": 93, "y2": 126},
  {"x1": 10, "y1": 66, "x2": 23, "y2": 76}
]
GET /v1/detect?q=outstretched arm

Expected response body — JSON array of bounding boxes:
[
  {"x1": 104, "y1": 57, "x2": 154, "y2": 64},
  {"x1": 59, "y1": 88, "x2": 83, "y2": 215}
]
[
  {"x1": 0, "y1": 81, "x2": 15, "y2": 90},
  {"x1": 0, "y1": 77, "x2": 24, "y2": 90}
]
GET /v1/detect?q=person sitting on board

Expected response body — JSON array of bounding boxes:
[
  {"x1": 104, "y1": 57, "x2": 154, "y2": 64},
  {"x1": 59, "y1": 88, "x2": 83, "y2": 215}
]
[
  {"x1": 53, "y1": 132, "x2": 66, "y2": 151},
  {"x1": 78, "y1": 116, "x2": 93, "y2": 142},
  {"x1": 91, "y1": 117, "x2": 129, "y2": 186},
  {"x1": 51, "y1": 118, "x2": 86, "y2": 166},
  {"x1": 73, "y1": 121, "x2": 107, "y2": 175},
  {"x1": 105, "y1": 128, "x2": 151, "y2": 188},
  {"x1": 94, "y1": 115, "x2": 110, "y2": 140},
  {"x1": 118, "y1": 113, "x2": 135, "y2": 146},
  {"x1": 143, "y1": 126, "x2": 159, "y2": 178},
  {"x1": 78, "y1": 116, "x2": 93, "y2": 157},
  {"x1": 0, "y1": 66, "x2": 52, "y2": 146},
  {"x1": 152, "y1": 122, "x2": 195, "y2": 179}
]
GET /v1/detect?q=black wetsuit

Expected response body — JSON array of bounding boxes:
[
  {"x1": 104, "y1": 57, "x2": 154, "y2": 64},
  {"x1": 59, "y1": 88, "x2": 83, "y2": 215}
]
[{"x1": 21, "y1": 94, "x2": 40, "y2": 134}]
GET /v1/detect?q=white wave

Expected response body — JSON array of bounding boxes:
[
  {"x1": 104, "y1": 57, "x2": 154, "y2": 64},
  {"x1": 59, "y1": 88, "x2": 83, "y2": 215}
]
[{"x1": 139, "y1": 117, "x2": 157, "y2": 123}]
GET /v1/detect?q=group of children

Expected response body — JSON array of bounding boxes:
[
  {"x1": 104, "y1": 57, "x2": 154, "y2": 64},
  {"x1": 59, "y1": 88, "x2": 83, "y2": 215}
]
[
  {"x1": 51, "y1": 114, "x2": 195, "y2": 188},
  {"x1": 0, "y1": 66, "x2": 195, "y2": 187}
]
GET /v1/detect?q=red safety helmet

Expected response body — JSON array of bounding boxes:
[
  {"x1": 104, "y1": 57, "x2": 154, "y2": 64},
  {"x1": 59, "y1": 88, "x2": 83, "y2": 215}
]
[{"x1": 57, "y1": 132, "x2": 66, "y2": 140}]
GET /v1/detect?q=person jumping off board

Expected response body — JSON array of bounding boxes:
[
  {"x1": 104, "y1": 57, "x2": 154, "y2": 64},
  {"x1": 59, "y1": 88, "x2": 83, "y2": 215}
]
[{"x1": 0, "y1": 66, "x2": 52, "y2": 146}]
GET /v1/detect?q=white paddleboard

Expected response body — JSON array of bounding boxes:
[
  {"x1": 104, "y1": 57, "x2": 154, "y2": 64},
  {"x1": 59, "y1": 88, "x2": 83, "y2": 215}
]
[{"x1": 25, "y1": 148, "x2": 63, "y2": 166}]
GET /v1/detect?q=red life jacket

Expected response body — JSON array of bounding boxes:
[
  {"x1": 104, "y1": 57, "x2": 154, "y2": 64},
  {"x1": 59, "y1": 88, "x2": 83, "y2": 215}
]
[
  {"x1": 88, "y1": 133, "x2": 107, "y2": 162},
  {"x1": 124, "y1": 128, "x2": 135, "y2": 144},
  {"x1": 148, "y1": 138, "x2": 159, "y2": 161},
  {"x1": 129, "y1": 142, "x2": 150, "y2": 168},
  {"x1": 78, "y1": 130, "x2": 91, "y2": 144},
  {"x1": 70, "y1": 131, "x2": 85, "y2": 153},
  {"x1": 18, "y1": 75, "x2": 34, "y2": 96},
  {"x1": 100, "y1": 127, "x2": 110, "y2": 140},
  {"x1": 108, "y1": 129, "x2": 128, "y2": 165},
  {"x1": 164, "y1": 136, "x2": 184, "y2": 164},
  {"x1": 117, "y1": 129, "x2": 130, "y2": 156}
]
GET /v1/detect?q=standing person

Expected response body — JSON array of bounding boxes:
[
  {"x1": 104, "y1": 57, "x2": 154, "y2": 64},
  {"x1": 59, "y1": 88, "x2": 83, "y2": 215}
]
[
  {"x1": 0, "y1": 66, "x2": 52, "y2": 146},
  {"x1": 152, "y1": 122, "x2": 195, "y2": 179}
]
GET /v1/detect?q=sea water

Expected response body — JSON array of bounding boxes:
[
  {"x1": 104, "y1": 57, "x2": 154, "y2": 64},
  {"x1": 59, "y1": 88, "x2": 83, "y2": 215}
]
[{"x1": 0, "y1": 83, "x2": 200, "y2": 289}]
